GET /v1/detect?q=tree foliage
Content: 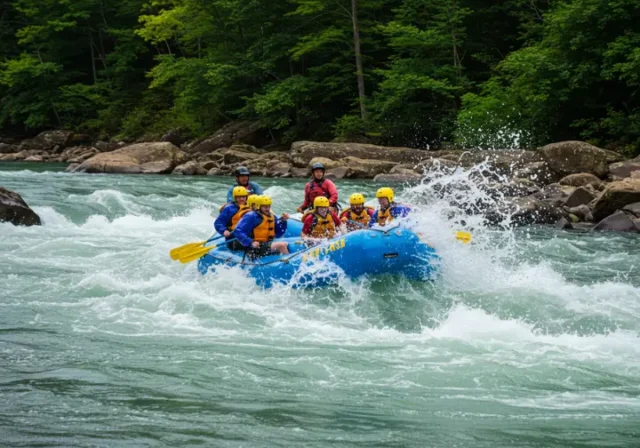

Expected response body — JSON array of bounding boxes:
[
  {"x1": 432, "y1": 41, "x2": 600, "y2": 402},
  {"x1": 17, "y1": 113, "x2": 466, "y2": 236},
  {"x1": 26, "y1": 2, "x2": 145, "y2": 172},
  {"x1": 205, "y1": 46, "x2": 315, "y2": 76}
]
[{"x1": 0, "y1": 0, "x2": 638, "y2": 154}]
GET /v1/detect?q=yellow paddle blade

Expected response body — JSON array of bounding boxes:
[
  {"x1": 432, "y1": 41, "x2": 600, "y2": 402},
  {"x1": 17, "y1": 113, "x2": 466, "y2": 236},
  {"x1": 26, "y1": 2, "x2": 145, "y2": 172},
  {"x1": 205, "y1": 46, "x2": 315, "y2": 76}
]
[
  {"x1": 178, "y1": 243, "x2": 221, "y2": 264},
  {"x1": 169, "y1": 241, "x2": 206, "y2": 260},
  {"x1": 455, "y1": 231, "x2": 472, "y2": 244}
]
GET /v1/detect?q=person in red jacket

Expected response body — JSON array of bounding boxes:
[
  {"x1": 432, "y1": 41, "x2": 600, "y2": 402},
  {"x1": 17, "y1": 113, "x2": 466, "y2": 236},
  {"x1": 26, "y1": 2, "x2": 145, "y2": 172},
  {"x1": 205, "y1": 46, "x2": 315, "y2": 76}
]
[
  {"x1": 301, "y1": 197, "x2": 345, "y2": 241},
  {"x1": 296, "y1": 162, "x2": 339, "y2": 213}
]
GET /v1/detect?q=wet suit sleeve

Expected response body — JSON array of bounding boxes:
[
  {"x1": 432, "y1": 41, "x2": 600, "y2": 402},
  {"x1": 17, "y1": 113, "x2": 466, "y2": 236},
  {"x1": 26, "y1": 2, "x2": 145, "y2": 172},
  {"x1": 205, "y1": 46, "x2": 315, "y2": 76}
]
[
  {"x1": 369, "y1": 210, "x2": 378, "y2": 227},
  {"x1": 226, "y1": 186, "x2": 234, "y2": 203},
  {"x1": 275, "y1": 216, "x2": 288, "y2": 238},
  {"x1": 325, "y1": 180, "x2": 338, "y2": 206},
  {"x1": 392, "y1": 205, "x2": 411, "y2": 218},
  {"x1": 330, "y1": 211, "x2": 342, "y2": 226},
  {"x1": 213, "y1": 204, "x2": 236, "y2": 235},
  {"x1": 234, "y1": 212, "x2": 259, "y2": 247},
  {"x1": 249, "y1": 181, "x2": 264, "y2": 195}
]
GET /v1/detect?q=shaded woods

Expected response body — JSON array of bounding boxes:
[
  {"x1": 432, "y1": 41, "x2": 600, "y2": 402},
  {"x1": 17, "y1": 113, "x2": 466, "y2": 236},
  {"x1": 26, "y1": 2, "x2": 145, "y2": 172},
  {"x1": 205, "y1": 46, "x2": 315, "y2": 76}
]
[{"x1": 1, "y1": 0, "x2": 639, "y2": 155}]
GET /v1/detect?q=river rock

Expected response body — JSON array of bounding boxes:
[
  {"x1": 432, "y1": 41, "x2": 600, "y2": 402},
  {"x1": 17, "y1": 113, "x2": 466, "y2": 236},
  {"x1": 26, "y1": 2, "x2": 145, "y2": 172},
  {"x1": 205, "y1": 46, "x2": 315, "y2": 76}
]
[
  {"x1": 66, "y1": 163, "x2": 80, "y2": 172},
  {"x1": 568, "y1": 204, "x2": 594, "y2": 222},
  {"x1": 513, "y1": 161, "x2": 556, "y2": 184},
  {"x1": 18, "y1": 130, "x2": 79, "y2": 152},
  {"x1": 592, "y1": 178, "x2": 640, "y2": 221},
  {"x1": 540, "y1": 141, "x2": 622, "y2": 177},
  {"x1": 558, "y1": 172, "x2": 604, "y2": 189},
  {"x1": 73, "y1": 142, "x2": 188, "y2": 174},
  {"x1": 0, "y1": 143, "x2": 18, "y2": 154},
  {"x1": 609, "y1": 159, "x2": 640, "y2": 179},
  {"x1": 268, "y1": 162, "x2": 292, "y2": 177},
  {"x1": 324, "y1": 167, "x2": 349, "y2": 180},
  {"x1": 94, "y1": 140, "x2": 124, "y2": 152},
  {"x1": 564, "y1": 187, "x2": 596, "y2": 208},
  {"x1": 290, "y1": 141, "x2": 445, "y2": 167},
  {"x1": 555, "y1": 217, "x2": 573, "y2": 229},
  {"x1": 457, "y1": 150, "x2": 543, "y2": 175},
  {"x1": 592, "y1": 210, "x2": 638, "y2": 232},
  {"x1": 373, "y1": 172, "x2": 422, "y2": 183},
  {"x1": 25, "y1": 155, "x2": 45, "y2": 162},
  {"x1": 487, "y1": 196, "x2": 563, "y2": 226},
  {"x1": 172, "y1": 161, "x2": 207, "y2": 175},
  {"x1": 621, "y1": 202, "x2": 640, "y2": 217},
  {"x1": 418, "y1": 158, "x2": 458, "y2": 173},
  {"x1": 161, "y1": 128, "x2": 189, "y2": 147},
  {"x1": 0, "y1": 187, "x2": 41, "y2": 226},
  {"x1": 187, "y1": 121, "x2": 263, "y2": 154},
  {"x1": 290, "y1": 167, "x2": 309, "y2": 177},
  {"x1": 222, "y1": 149, "x2": 262, "y2": 165},
  {"x1": 340, "y1": 156, "x2": 397, "y2": 178}
]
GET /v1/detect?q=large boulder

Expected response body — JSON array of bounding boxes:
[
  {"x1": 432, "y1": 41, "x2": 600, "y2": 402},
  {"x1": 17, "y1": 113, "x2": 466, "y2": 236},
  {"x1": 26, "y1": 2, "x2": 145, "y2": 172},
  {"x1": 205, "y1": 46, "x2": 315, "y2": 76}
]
[
  {"x1": 290, "y1": 141, "x2": 452, "y2": 167},
  {"x1": 18, "y1": 130, "x2": 88, "y2": 152},
  {"x1": 486, "y1": 196, "x2": 563, "y2": 226},
  {"x1": 373, "y1": 172, "x2": 422, "y2": 183},
  {"x1": 558, "y1": 172, "x2": 604, "y2": 189},
  {"x1": 592, "y1": 211, "x2": 639, "y2": 232},
  {"x1": 59, "y1": 146, "x2": 99, "y2": 163},
  {"x1": 609, "y1": 159, "x2": 640, "y2": 179},
  {"x1": 540, "y1": 141, "x2": 622, "y2": 177},
  {"x1": 513, "y1": 161, "x2": 557, "y2": 184},
  {"x1": 340, "y1": 156, "x2": 397, "y2": 178},
  {"x1": 592, "y1": 179, "x2": 640, "y2": 221},
  {"x1": 0, "y1": 143, "x2": 18, "y2": 154},
  {"x1": 172, "y1": 161, "x2": 207, "y2": 175},
  {"x1": 222, "y1": 148, "x2": 262, "y2": 165},
  {"x1": 564, "y1": 187, "x2": 596, "y2": 208},
  {"x1": 186, "y1": 121, "x2": 263, "y2": 154},
  {"x1": 458, "y1": 150, "x2": 543, "y2": 176},
  {"x1": 622, "y1": 202, "x2": 640, "y2": 217},
  {"x1": 0, "y1": 187, "x2": 41, "y2": 226},
  {"x1": 73, "y1": 142, "x2": 188, "y2": 174}
]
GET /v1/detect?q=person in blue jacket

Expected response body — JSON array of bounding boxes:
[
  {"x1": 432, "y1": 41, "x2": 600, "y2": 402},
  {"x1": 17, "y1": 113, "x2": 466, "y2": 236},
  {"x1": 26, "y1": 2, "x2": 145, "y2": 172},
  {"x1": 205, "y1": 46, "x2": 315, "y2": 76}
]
[
  {"x1": 226, "y1": 166, "x2": 263, "y2": 203},
  {"x1": 214, "y1": 186, "x2": 250, "y2": 250},
  {"x1": 234, "y1": 195, "x2": 290, "y2": 260},
  {"x1": 370, "y1": 187, "x2": 411, "y2": 227}
]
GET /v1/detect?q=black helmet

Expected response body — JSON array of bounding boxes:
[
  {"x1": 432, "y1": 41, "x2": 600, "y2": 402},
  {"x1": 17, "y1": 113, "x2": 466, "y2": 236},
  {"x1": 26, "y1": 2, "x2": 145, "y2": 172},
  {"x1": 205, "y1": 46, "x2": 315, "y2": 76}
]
[
  {"x1": 311, "y1": 162, "x2": 325, "y2": 171},
  {"x1": 235, "y1": 166, "x2": 250, "y2": 176}
]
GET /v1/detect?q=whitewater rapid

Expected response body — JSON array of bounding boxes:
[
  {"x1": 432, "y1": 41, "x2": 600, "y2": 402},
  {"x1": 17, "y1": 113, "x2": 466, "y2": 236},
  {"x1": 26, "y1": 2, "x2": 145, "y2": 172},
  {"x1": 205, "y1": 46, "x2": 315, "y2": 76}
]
[{"x1": 1, "y1": 163, "x2": 639, "y2": 447}]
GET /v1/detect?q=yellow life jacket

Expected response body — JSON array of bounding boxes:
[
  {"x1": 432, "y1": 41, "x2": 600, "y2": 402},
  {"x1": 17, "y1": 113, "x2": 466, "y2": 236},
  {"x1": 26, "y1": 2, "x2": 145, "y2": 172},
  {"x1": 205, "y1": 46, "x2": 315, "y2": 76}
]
[
  {"x1": 342, "y1": 206, "x2": 374, "y2": 227},
  {"x1": 305, "y1": 211, "x2": 337, "y2": 239},
  {"x1": 377, "y1": 207, "x2": 393, "y2": 226},
  {"x1": 252, "y1": 211, "x2": 276, "y2": 243},
  {"x1": 220, "y1": 203, "x2": 250, "y2": 231}
]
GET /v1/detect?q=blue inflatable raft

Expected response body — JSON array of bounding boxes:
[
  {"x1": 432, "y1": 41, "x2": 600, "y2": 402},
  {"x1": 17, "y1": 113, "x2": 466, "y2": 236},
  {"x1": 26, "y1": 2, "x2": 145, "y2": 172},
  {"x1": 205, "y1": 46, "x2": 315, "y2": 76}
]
[{"x1": 197, "y1": 223, "x2": 440, "y2": 288}]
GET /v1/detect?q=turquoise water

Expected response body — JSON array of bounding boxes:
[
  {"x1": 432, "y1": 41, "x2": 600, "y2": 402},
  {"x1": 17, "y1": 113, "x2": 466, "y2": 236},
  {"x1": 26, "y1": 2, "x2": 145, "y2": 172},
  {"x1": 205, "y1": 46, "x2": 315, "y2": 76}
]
[{"x1": 1, "y1": 162, "x2": 640, "y2": 447}]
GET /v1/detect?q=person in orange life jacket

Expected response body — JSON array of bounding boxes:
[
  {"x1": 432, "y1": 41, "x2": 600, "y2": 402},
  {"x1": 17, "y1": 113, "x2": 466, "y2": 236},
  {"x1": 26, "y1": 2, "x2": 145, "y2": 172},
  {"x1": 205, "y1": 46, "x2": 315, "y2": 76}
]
[
  {"x1": 233, "y1": 195, "x2": 290, "y2": 259},
  {"x1": 301, "y1": 196, "x2": 345, "y2": 241},
  {"x1": 214, "y1": 186, "x2": 250, "y2": 250},
  {"x1": 296, "y1": 162, "x2": 339, "y2": 213},
  {"x1": 369, "y1": 187, "x2": 411, "y2": 227},
  {"x1": 226, "y1": 166, "x2": 263, "y2": 202},
  {"x1": 340, "y1": 193, "x2": 375, "y2": 230}
]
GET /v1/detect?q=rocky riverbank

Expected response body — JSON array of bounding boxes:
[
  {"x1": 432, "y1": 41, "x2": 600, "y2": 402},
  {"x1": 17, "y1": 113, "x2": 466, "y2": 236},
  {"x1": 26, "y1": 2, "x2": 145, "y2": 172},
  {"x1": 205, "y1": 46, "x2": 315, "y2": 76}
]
[{"x1": 1, "y1": 128, "x2": 640, "y2": 232}]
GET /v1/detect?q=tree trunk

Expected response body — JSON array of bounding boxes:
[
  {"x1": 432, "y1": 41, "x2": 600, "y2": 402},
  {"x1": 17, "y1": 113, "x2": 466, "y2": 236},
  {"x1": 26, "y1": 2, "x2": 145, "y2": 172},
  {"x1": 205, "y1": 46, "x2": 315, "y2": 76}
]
[
  {"x1": 89, "y1": 30, "x2": 97, "y2": 84},
  {"x1": 351, "y1": 0, "x2": 366, "y2": 119}
]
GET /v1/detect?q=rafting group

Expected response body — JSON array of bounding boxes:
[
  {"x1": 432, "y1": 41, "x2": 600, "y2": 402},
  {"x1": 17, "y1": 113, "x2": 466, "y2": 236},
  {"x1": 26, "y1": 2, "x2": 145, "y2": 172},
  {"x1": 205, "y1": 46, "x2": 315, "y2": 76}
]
[{"x1": 214, "y1": 163, "x2": 413, "y2": 260}]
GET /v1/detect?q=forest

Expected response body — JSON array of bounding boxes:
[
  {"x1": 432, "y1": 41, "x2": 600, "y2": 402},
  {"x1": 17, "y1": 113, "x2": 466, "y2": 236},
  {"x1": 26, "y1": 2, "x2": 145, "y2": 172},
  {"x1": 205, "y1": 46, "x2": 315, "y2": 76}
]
[{"x1": 1, "y1": 0, "x2": 639, "y2": 155}]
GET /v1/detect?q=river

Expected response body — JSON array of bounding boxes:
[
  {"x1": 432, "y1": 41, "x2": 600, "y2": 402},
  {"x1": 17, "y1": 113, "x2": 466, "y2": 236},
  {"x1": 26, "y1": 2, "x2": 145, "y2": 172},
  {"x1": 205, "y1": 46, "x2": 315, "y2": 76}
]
[{"x1": 1, "y1": 162, "x2": 639, "y2": 447}]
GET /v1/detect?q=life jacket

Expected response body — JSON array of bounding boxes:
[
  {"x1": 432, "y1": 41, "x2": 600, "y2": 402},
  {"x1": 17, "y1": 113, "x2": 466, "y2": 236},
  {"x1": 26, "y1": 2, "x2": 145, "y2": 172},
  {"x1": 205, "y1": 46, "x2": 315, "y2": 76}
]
[
  {"x1": 377, "y1": 207, "x2": 393, "y2": 226},
  {"x1": 219, "y1": 203, "x2": 250, "y2": 231},
  {"x1": 251, "y1": 211, "x2": 276, "y2": 243},
  {"x1": 342, "y1": 206, "x2": 374, "y2": 227},
  {"x1": 304, "y1": 211, "x2": 337, "y2": 239},
  {"x1": 238, "y1": 182, "x2": 258, "y2": 196},
  {"x1": 305, "y1": 179, "x2": 331, "y2": 205}
]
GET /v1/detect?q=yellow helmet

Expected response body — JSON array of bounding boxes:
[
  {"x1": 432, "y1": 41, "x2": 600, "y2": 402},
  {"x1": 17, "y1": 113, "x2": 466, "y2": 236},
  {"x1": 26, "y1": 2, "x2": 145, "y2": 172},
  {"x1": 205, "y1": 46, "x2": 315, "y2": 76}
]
[
  {"x1": 376, "y1": 187, "x2": 394, "y2": 202},
  {"x1": 349, "y1": 193, "x2": 365, "y2": 205},
  {"x1": 247, "y1": 194, "x2": 259, "y2": 209},
  {"x1": 313, "y1": 196, "x2": 330, "y2": 208},
  {"x1": 256, "y1": 195, "x2": 272, "y2": 207},
  {"x1": 232, "y1": 186, "x2": 249, "y2": 200}
]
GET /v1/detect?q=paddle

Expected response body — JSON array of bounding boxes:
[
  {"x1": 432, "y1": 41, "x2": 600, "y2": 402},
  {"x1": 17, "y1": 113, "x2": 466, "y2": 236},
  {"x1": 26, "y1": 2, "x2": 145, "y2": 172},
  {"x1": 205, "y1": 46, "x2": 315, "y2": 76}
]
[
  {"x1": 178, "y1": 238, "x2": 238, "y2": 264},
  {"x1": 347, "y1": 220, "x2": 472, "y2": 244},
  {"x1": 169, "y1": 234, "x2": 224, "y2": 260}
]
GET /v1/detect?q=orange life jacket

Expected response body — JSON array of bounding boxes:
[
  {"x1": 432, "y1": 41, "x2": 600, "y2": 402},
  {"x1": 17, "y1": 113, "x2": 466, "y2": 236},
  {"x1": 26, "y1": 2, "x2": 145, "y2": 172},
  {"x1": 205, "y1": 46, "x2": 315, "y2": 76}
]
[
  {"x1": 220, "y1": 203, "x2": 250, "y2": 231},
  {"x1": 341, "y1": 206, "x2": 374, "y2": 227},
  {"x1": 251, "y1": 211, "x2": 276, "y2": 242},
  {"x1": 304, "y1": 211, "x2": 337, "y2": 239},
  {"x1": 377, "y1": 207, "x2": 392, "y2": 226}
]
